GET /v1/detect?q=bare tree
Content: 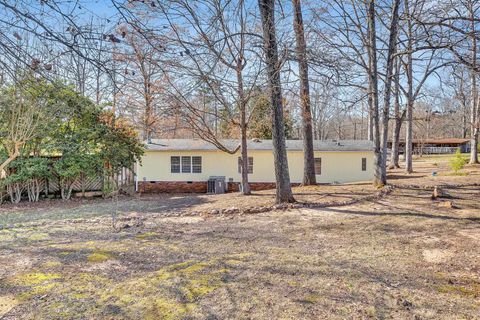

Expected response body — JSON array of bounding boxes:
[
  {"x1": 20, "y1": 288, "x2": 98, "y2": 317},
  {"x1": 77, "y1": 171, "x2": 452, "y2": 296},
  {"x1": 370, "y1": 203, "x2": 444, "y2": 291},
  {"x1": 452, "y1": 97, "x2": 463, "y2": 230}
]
[
  {"x1": 466, "y1": 0, "x2": 479, "y2": 164},
  {"x1": 113, "y1": 0, "x2": 266, "y2": 195},
  {"x1": 292, "y1": 0, "x2": 316, "y2": 185},
  {"x1": 114, "y1": 23, "x2": 166, "y2": 141},
  {"x1": 380, "y1": 0, "x2": 401, "y2": 184},
  {"x1": 258, "y1": 0, "x2": 295, "y2": 203},
  {"x1": 389, "y1": 57, "x2": 405, "y2": 169},
  {"x1": 421, "y1": 0, "x2": 479, "y2": 162},
  {"x1": 365, "y1": 0, "x2": 383, "y2": 187}
]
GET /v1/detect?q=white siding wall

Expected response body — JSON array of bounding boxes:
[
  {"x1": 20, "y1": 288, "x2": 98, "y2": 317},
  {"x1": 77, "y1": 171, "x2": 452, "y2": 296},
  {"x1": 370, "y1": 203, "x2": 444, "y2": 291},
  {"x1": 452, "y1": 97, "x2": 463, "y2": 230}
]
[{"x1": 137, "y1": 149, "x2": 374, "y2": 184}]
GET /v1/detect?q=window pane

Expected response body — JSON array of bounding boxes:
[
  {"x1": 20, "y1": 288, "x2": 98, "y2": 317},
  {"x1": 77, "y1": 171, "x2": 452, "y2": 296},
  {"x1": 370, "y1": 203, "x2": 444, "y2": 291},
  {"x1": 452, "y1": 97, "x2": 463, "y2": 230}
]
[
  {"x1": 182, "y1": 156, "x2": 191, "y2": 173},
  {"x1": 192, "y1": 156, "x2": 202, "y2": 173},
  {"x1": 171, "y1": 156, "x2": 180, "y2": 173},
  {"x1": 314, "y1": 158, "x2": 322, "y2": 175},
  {"x1": 362, "y1": 158, "x2": 367, "y2": 171},
  {"x1": 238, "y1": 157, "x2": 254, "y2": 174}
]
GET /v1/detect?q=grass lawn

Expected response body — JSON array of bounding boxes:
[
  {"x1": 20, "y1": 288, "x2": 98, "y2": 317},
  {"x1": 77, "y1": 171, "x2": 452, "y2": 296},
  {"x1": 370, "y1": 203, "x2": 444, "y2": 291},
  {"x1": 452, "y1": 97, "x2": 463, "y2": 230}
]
[{"x1": 0, "y1": 158, "x2": 479, "y2": 319}]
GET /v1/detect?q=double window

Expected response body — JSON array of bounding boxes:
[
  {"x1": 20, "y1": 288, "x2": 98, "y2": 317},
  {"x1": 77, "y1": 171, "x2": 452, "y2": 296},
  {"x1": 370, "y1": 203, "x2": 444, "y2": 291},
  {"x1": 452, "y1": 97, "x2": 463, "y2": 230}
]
[
  {"x1": 171, "y1": 156, "x2": 202, "y2": 173},
  {"x1": 314, "y1": 158, "x2": 322, "y2": 175},
  {"x1": 238, "y1": 157, "x2": 254, "y2": 174}
]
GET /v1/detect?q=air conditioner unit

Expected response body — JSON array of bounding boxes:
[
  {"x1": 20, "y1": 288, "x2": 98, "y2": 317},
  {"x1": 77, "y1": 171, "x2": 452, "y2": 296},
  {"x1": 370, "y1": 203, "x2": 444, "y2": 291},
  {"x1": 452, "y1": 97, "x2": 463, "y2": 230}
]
[{"x1": 207, "y1": 176, "x2": 226, "y2": 194}]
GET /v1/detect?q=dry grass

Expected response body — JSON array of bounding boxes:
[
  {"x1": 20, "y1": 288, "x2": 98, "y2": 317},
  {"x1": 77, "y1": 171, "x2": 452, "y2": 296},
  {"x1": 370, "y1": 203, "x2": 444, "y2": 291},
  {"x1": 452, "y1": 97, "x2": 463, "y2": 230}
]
[{"x1": 0, "y1": 155, "x2": 479, "y2": 319}]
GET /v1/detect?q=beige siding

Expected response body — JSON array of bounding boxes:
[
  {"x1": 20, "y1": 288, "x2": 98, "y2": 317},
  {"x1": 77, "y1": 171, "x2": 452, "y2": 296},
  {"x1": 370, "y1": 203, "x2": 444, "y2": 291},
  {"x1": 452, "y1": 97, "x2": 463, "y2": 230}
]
[{"x1": 137, "y1": 149, "x2": 373, "y2": 184}]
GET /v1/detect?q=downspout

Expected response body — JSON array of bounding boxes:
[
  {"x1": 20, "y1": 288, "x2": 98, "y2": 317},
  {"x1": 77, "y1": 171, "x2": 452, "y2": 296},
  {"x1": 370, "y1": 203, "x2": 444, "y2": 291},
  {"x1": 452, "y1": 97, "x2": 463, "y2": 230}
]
[{"x1": 135, "y1": 160, "x2": 139, "y2": 192}]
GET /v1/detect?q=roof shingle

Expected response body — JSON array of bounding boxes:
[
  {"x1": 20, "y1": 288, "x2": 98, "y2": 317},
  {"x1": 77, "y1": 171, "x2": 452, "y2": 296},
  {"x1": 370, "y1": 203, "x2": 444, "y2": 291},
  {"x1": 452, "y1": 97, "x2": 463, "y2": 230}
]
[{"x1": 146, "y1": 139, "x2": 374, "y2": 152}]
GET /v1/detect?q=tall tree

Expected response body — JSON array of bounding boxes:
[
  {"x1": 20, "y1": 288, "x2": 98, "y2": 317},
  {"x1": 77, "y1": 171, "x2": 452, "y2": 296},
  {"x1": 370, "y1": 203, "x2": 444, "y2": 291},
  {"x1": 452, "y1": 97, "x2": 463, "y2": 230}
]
[
  {"x1": 380, "y1": 0, "x2": 401, "y2": 184},
  {"x1": 403, "y1": 0, "x2": 415, "y2": 173},
  {"x1": 366, "y1": 0, "x2": 382, "y2": 187},
  {"x1": 258, "y1": 0, "x2": 295, "y2": 203},
  {"x1": 132, "y1": 0, "x2": 263, "y2": 195},
  {"x1": 114, "y1": 23, "x2": 166, "y2": 141},
  {"x1": 389, "y1": 58, "x2": 405, "y2": 169},
  {"x1": 292, "y1": 0, "x2": 316, "y2": 185},
  {"x1": 466, "y1": 0, "x2": 479, "y2": 164}
]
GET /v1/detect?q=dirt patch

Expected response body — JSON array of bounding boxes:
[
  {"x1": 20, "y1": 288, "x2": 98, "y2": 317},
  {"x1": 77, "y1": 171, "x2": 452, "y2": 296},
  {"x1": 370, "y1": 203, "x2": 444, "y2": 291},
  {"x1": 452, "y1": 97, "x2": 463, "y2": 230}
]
[
  {"x1": 0, "y1": 295, "x2": 18, "y2": 317},
  {"x1": 422, "y1": 249, "x2": 453, "y2": 264},
  {"x1": 458, "y1": 229, "x2": 480, "y2": 242}
]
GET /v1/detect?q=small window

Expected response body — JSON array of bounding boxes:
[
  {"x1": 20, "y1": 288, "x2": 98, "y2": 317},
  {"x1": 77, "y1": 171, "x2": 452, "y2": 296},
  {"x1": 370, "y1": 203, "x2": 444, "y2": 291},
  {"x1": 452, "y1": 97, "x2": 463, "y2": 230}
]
[
  {"x1": 171, "y1": 156, "x2": 180, "y2": 173},
  {"x1": 238, "y1": 157, "x2": 253, "y2": 174},
  {"x1": 314, "y1": 158, "x2": 322, "y2": 175},
  {"x1": 192, "y1": 156, "x2": 202, "y2": 173},
  {"x1": 362, "y1": 158, "x2": 367, "y2": 171},
  {"x1": 181, "y1": 156, "x2": 191, "y2": 173}
]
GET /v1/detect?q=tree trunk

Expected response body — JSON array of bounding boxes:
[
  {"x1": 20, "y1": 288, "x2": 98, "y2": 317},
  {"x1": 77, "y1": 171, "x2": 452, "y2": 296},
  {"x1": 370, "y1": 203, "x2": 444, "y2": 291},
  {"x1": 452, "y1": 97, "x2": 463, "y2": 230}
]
[
  {"x1": 404, "y1": 0, "x2": 414, "y2": 173},
  {"x1": 366, "y1": 0, "x2": 382, "y2": 187},
  {"x1": 389, "y1": 58, "x2": 403, "y2": 169},
  {"x1": 7, "y1": 183, "x2": 22, "y2": 204},
  {"x1": 367, "y1": 97, "x2": 374, "y2": 141},
  {"x1": 258, "y1": 0, "x2": 295, "y2": 203},
  {"x1": 405, "y1": 90, "x2": 414, "y2": 173},
  {"x1": 380, "y1": 0, "x2": 401, "y2": 184},
  {"x1": 469, "y1": 70, "x2": 478, "y2": 164},
  {"x1": 237, "y1": 62, "x2": 251, "y2": 195},
  {"x1": 469, "y1": 2, "x2": 479, "y2": 164},
  {"x1": 292, "y1": 0, "x2": 316, "y2": 186},
  {"x1": 0, "y1": 142, "x2": 21, "y2": 176},
  {"x1": 60, "y1": 179, "x2": 74, "y2": 200},
  {"x1": 81, "y1": 172, "x2": 86, "y2": 198},
  {"x1": 390, "y1": 110, "x2": 405, "y2": 169}
]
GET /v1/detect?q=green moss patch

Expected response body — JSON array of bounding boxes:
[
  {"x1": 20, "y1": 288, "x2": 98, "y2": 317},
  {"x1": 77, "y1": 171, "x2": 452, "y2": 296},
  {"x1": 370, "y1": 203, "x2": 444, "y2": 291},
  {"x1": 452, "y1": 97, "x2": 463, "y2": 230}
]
[
  {"x1": 41, "y1": 261, "x2": 62, "y2": 269},
  {"x1": 9, "y1": 272, "x2": 62, "y2": 301},
  {"x1": 438, "y1": 284, "x2": 480, "y2": 298},
  {"x1": 7, "y1": 257, "x2": 235, "y2": 319},
  {"x1": 27, "y1": 233, "x2": 50, "y2": 241},
  {"x1": 297, "y1": 294, "x2": 321, "y2": 304},
  {"x1": 136, "y1": 231, "x2": 159, "y2": 240},
  {"x1": 13, "y1": 272, "x2": 61, "y2": 286},
  {"x1": 0, "y1": 230, "x2": 15, "y2": 242},
  {"x1": 87, "y1": 251, "x2": 114, "y2": 263}
]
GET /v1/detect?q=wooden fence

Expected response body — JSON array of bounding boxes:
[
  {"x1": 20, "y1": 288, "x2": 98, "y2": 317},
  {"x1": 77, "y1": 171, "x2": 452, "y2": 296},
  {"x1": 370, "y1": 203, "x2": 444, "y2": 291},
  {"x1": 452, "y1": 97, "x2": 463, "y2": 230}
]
[{"x1": 0, "y1": 166, "x2": 135, "y2": 202}]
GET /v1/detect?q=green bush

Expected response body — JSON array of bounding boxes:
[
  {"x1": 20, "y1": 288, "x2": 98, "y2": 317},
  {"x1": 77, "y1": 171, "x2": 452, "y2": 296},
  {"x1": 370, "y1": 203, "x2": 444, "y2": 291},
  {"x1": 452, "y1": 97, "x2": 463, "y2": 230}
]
[
  {"x1": 1, "y1": 157, "x2": 52, "y2": 203},
  {"x1": 54, "y1": 154, "x2": 101, "y2": 200},
  {"x1": 449, "y1": 149, "x2": 467, "y2": 174}
]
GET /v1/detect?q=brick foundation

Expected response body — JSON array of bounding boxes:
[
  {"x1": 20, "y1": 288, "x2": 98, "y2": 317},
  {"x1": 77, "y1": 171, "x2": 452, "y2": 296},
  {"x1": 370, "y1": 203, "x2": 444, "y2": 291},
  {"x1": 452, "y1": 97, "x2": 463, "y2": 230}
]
[
  {"x1": 138, "y1": 181, "x2": 207, "y2": 193},
  {"x1": 228, "y1": 182, "x2": 279, "y2": 192},
  {"x1": 138, "y1": 181, "x2": 300, "y2": 193}
]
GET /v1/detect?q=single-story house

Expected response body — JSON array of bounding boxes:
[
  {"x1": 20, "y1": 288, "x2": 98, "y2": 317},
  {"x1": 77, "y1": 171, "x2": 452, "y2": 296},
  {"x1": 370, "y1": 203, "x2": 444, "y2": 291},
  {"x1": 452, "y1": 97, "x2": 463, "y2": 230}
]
[
  {"x1": 387, "y1": 138, "x2": 471, "y2": 154},
  {"x1": 136, "y1": 139, "x2": 374, "y2": 193}
]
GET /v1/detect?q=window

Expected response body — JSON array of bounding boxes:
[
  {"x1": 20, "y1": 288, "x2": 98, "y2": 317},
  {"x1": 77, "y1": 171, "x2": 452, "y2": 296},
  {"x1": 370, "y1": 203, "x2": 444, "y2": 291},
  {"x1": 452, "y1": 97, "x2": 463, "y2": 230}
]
[
  {"x1": 314, "y1": 158, "x2": 322, "y2": 175},
  {"x1": 171, "y1": 156, "x2": 202, "y2": 173},
  {"x1": 171, "y1": 156, "x2": 180, "y2": 173},
  {"x1": 238, "y1": 157, "x2": 253, "y2": 174},
  {"x1": 181, "y1": 156, "x2": 191, "y2": 173},
  {"x1": 192, "y1": 156, "x2": 202, "y2": 173},
  {"x1": 361, "y1": 158, "x2": 367, "y2": 171}
]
